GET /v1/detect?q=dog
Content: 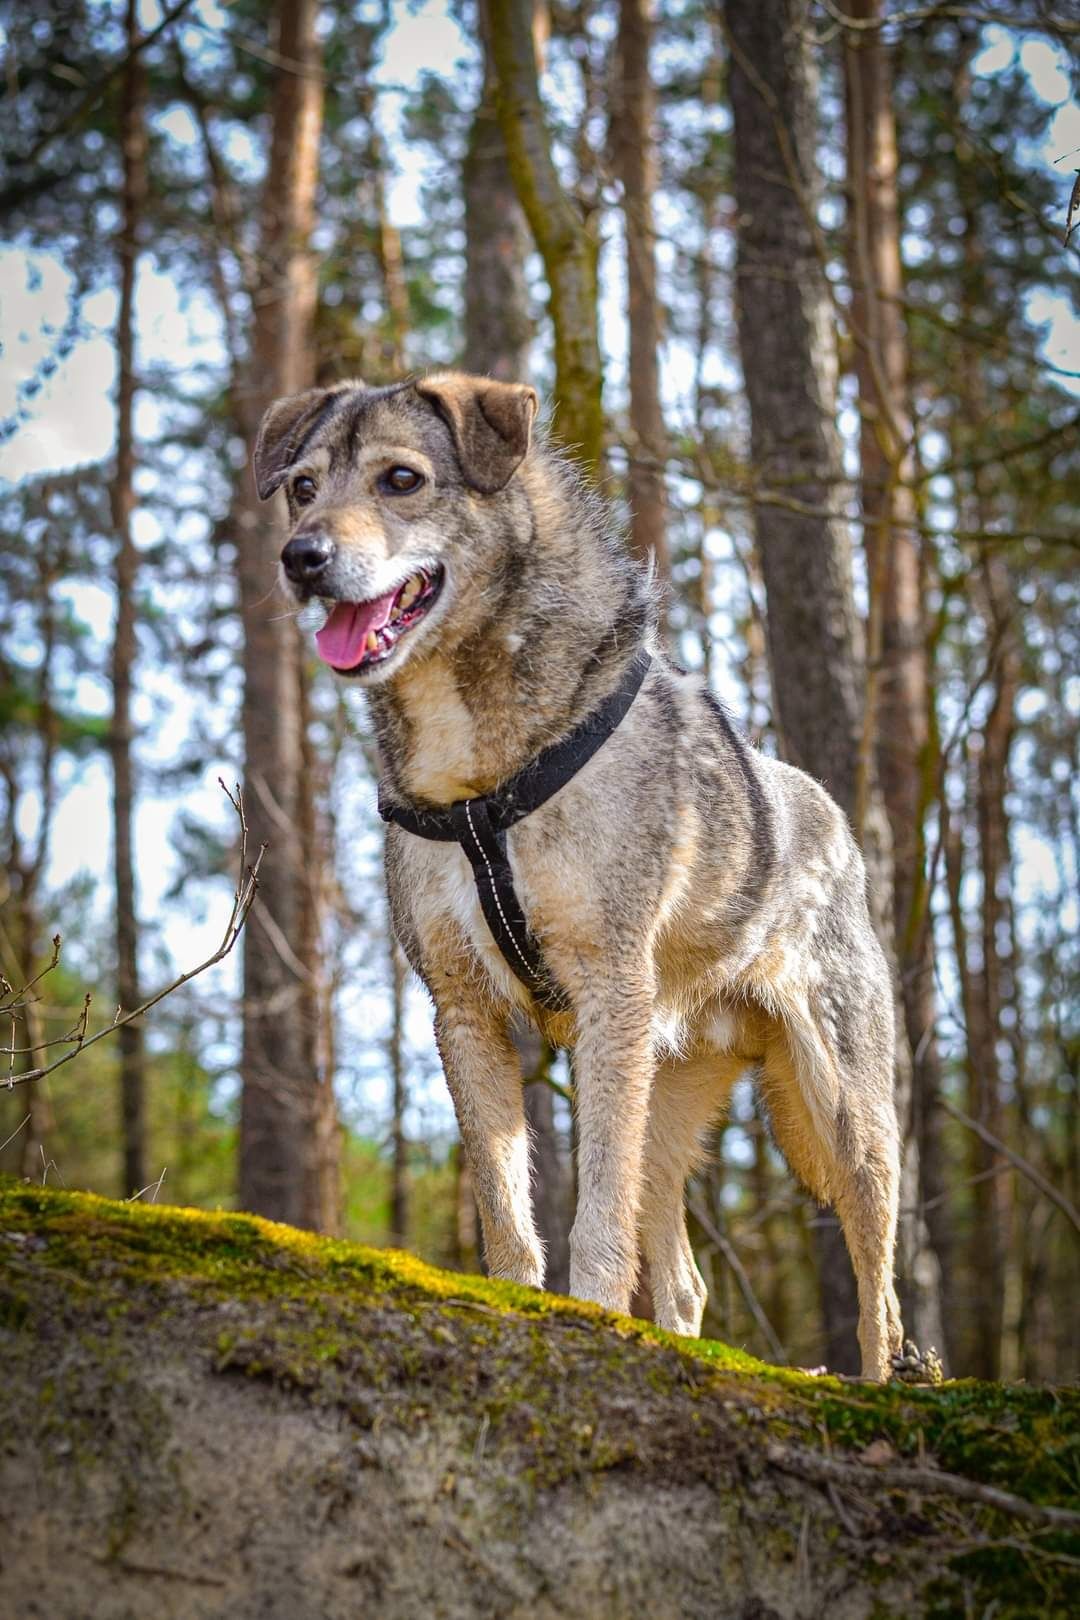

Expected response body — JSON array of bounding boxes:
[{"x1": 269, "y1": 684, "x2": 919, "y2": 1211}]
[{"x1": 255, "y1": 371, "x2": 904, "y2": 1380}]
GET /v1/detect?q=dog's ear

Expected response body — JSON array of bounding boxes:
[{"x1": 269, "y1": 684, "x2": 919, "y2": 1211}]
[
  {"x1": 253, "y1": 386, "x2": 358, "y2": 500},
  {"x1": 416, "y1": 374, "x2": 538, "y2": 494}
]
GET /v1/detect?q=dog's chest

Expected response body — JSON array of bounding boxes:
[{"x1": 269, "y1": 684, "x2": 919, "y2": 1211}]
[{"x1": 403, "y1": 833, "x2": 531, "y2": 1005}]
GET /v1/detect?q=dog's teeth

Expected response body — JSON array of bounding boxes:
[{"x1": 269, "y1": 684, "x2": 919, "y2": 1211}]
[
  {"x1": 399, "y1": 576, "x2": 421, "y2": 609},
  {"x1": 365, "y1": 631, "x2": 378, "y2": 653}
]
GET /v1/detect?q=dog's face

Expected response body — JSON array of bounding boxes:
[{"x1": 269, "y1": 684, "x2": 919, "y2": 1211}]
[{"x1": 253, "y1": 372, "x2": 538, "y2": 684}]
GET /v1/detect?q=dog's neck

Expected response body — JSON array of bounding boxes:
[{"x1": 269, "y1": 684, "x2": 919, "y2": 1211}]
[{"x1": 368, "y1": 471, "x2": 651, "y2": 807}]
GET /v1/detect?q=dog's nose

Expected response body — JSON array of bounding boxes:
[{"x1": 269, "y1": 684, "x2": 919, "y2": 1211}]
[{"x1": 281, "y1": 531, "x2": 336, "y2": 584}]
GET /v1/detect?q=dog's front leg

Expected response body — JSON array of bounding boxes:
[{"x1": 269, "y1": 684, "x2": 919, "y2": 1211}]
[
  {"x1": 567, "y1": 975, "x2": 655, "y2": 1316},
  {"x1": 433, "y1": 999, "x2": 544, "y2": 1288}
]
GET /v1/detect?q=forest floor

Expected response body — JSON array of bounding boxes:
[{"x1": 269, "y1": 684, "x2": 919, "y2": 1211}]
[{"x1": 1, "y1": 1180, "x2": 1077, "y2": 1619}]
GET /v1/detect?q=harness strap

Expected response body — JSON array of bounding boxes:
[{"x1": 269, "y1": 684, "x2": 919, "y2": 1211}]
[{"x1": 378, "y1": 648, "x2": 652, "y2": 1007}]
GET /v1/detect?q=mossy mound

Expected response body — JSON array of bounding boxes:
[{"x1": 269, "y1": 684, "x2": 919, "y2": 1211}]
[{"x1": 2, "y1": 1181, "x2": 1076, "y2": 1618}]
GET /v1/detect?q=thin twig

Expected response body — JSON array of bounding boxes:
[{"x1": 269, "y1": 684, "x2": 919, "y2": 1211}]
[
  {"x1": 939, "y1": 1096, "x2": 1080, "y2": 1235},
  {"x1": 4, "y1": 782, "x2": 264, "y2": 1090},
  {"x1": 688, "y1": 1192, "x2": 788, "y2": 1364}
]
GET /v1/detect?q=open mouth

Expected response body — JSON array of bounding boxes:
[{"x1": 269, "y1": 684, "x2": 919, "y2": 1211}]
[{"x1": 314, "y1": 566, "x2": 444, "y2": 674}]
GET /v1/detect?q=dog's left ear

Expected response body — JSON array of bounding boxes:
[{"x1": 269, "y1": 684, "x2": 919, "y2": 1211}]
[{"x1": 417, "y1": 374, "x2": 538, "y2": 494}]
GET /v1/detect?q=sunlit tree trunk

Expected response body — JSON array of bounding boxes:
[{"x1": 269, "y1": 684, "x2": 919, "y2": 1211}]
[
  {"x1": 842, "y1": 0, "x2": 947, "y2": 1364},
  {"x1": 464, "y1": 0, "x2": 534, "y2": 381},
  {"x1": 724, "y1": 0, "x2": 916, "y2": 1372},
  {"x1": 464, "y1": 8, "x2": 571, "y2": 1283},
  {"x1": 612, "y1": 0, "x2": 668, "y2": 580},
  {"x1": 110, "y1": 0, "x2": 148, "y2": 1198},
  {"x1": 236, "y1": 0, "x2": 340, "y2": 1233},
  {"x1": 489, "y1": 0, "x2": 604, "y2": 474},
  {"x1": 389, "y1": 930, "x2": 408, "y2": 1247}
]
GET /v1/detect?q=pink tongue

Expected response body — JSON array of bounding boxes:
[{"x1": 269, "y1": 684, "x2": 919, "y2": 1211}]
[{"x1": 315, "y1": 591, "x2": 398, "y2": 669}]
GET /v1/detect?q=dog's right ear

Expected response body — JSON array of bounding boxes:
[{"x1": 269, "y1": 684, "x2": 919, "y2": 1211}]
[
  {"x1": 253, "y1": 387, "x2": 355, "y2": 501},
  {"x1": 253, "y1": 389, "x2": 329, "y2": 501}
]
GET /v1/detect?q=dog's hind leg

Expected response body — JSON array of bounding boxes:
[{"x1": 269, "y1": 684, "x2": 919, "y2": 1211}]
[
  {"x1": 638, "y1": 1050, "x2": 744, "y2": 1337},
  {"x1": 433, "y1": 1000, "x2": 544, "y2": 1289},
  {"x1": 757, "y1": 1009, "x2": 902, "y2": 1381}
]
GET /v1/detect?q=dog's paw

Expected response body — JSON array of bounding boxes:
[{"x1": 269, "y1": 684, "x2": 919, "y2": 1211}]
[{"x1": 890, "y1": 1339, "x2": 944, "y2": 1385}]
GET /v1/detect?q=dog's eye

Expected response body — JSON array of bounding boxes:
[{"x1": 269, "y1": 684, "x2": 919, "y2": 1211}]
[
  {"x1": 380, "y1": 465, "x2": 424, "y2": 496},
  {"x1": 292, "y1": 475, "x2": 318, "y2": 506}
]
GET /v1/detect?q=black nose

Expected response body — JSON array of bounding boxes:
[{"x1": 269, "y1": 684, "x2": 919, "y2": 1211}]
[{"x1": 281, "y1": 531, "x2": 336, "y2": 583}]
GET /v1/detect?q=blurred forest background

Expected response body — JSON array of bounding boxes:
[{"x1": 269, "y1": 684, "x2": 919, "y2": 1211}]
[{"x1": 0, "y1": 0, "x2": 1077, "y2": 1382}]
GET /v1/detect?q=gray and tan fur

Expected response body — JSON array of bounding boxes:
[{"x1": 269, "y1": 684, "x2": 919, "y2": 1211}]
[{"x1": 256, "y1": 372, "x2": 904, "y2": 1380}]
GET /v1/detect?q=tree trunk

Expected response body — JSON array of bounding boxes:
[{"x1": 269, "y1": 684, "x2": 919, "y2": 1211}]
[
  {"x1": 236, "y1": 0, "x2": 340, "y2": 1233},
  {"x1": 110, "y1": 0, "x2": 147, "y2": 1199},
  {"x1": 841, "y1": 0, "x2": 947, "y2": 1365},
  {"x1": 464, "y1": 0, "x2": 570, "y2": 1290},
  {"x1": 970, "y1": 555, "x2": 1020, "y2": 1380},
  {"x1": 611, "y1": 0, "x2": 669, "y2": 580},
  {"x1": 389, "y1": 932, "x2": 408, "y2": 1247},
  {"x1": 464, "y1": 0, "x2": 534, "y2": 381},
  {"x1": 723, "y1": 0, "x2": 913, "y2": 1373},
  {"x1": 513, "y1": 1020, "x2": 571, "y2": 1295},
  {"x1": 489, "y1": 0, "x2": 604, "y2": 474}
]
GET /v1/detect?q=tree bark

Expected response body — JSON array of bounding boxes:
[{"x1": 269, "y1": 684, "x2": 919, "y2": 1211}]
[
  {"x1": 464, "y1": 0, "x2": 570, "y2": 1289},
  {"x1": 489, "y1": 0, "x2": 604, "y2": 475},
  {"x1": 970, "y1": 555, "x2": 1020, "y2": 1380},
  {"x1": 723, "y1": 0, "x2": 921, "y2": 1372},
  {"x1": 464, "y1": 0, "x2": 534, "y2": 381},
  {"x1": 513, "y1": 1020, "x2": 571, "y2": 1295},
  {"x1": 841, "y1": 0, "x2": 947, "y2": 1365},
  {"x1": 236, "y1": 0, "x2": 340, "y2": 1233},
  {"x1": 611, "y1": 0, "x2": 669, "y2": 579},
  {"x1": 389, "y1": 932, "x2": 408, "y2": 1247},
  {"x1": 110, "y1": 0, "x2": 148, "y2": 1199}
]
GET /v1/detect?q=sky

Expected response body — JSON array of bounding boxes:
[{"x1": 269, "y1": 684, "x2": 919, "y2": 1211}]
[{"x1": 0, "y1": 1, "x2": 1077, "y2": 1136}]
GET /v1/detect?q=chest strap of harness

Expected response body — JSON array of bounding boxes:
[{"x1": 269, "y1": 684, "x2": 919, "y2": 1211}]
[{"x1": 378, "y1": 648, "x2": 653, "y2": 1011}]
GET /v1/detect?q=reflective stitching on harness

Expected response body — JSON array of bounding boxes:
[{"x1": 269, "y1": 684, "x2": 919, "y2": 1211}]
[{"x1": 462, "y1": 799, "x2": 536, "y2": 980}]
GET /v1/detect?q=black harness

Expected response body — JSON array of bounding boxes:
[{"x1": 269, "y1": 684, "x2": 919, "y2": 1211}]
[{"x1": 378, "y1": 648, "x2": 653, "y2": 1011}]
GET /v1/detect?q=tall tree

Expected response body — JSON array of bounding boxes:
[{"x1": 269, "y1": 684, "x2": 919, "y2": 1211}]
[
  {"x1": 722, "y1": 0, "x2": 942, "y2": 1369},
  {"x1": 611, "y1": 0, "x2": 669, "y2": 579},
  {"x1": 841, "y1": 0, "x2": 950, "y2": 1359},
  {"x1": 489, "y1": 0, "x2": 604, "y2": 473},
  {"x1": 110, "y1": 0, "x2": 148, "y2": 1198},
  {"x1": 464, "y1": 0, "x2": 570, "y2": 1287},
  {"x1": 464, "y1": 0, "x2": 534, "y2": 381},
  {"x1": 236, "y1": 0, "x2": 340, "y2": 1233}
]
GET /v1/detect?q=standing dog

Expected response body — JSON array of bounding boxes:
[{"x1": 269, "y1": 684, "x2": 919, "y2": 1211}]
[{"x1": 256, "y1": 371, "x2": 904, "y2": 1380}]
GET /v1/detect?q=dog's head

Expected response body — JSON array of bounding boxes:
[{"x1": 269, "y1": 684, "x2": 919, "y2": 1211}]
[{"x1": 253, "y1": 371, "x2": 538, "y2": 683}]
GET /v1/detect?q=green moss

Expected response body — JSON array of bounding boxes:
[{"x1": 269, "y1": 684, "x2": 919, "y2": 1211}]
[{"x1": 3, "y1": 1179, "x2": 1077, "y2": 1618}]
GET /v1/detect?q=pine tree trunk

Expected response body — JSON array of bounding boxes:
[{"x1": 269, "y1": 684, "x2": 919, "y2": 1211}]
[
  {"x1": 611, "y1": 0, "x2": 669, "y2": 579},
  {"x1": 236, "y1": 0, "x2": 339, "y2": 1233},
  {"x1": 723, "y1": 0, "x2": 911, "y2": 1372},
  {"x1": 464, "y1": 0, "x2": 534, "y2": 381},
  {"x1": 513, "y1": 1020, "x2": 571, "y2": 1295},
  {"x1": 489, "y1": 0, "x2": 604, "y2": 474},
  {"x1": 841, "y1": 0, "x2": 947, "y2": 1365},
  {"x1": 110, "y1": 0, "x2": 147, "y2": 1199},
  {"x1": 971, "y1": 555, "x2": 1020, "y2": 1380},
  {"x1": 389, "y1": 931, "x2": 408, "y2": 1247},
  {"x1": 464, "y1": 0, "x2": 570, "y2": 1288}
]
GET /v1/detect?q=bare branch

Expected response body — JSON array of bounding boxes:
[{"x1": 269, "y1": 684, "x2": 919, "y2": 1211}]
[
  {"x1": 939, "y1": 1096, "x2": 1080, "y2": 1235},
  {"x1": 2, "y1": 782, "x2": 265, "y2": 1091},
  {"x1": 688, "y1": 1192, "x2": 788, "y2": 1365}
]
